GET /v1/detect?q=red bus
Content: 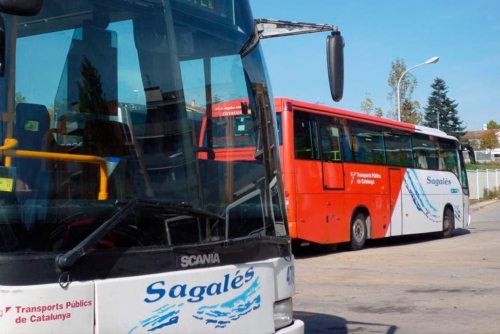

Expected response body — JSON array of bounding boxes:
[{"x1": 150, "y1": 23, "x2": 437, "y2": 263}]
[{"x1": 198, "y1": 98, "x2": 471, "y2": 251}]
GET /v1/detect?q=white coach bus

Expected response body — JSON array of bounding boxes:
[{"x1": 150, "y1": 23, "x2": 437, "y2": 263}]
[{"x1": 0, "y1": 0, "x2": 346, "y2": 333}]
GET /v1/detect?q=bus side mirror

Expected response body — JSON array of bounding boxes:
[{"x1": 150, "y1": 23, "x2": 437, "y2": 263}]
[
  {"x1": 462, "y1": 144, "x2": 476, "y2": 165},
  {"x1": 0, "y1": 0, "x2": 43, "y2": 16},
  {"x1": 326, "y1": 32, "x2": 344, "y2": 102}
]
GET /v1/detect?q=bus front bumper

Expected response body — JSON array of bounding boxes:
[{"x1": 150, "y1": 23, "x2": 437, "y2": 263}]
[{"x1": 277, "y1": 319, "x2": 305, "y2": 334}]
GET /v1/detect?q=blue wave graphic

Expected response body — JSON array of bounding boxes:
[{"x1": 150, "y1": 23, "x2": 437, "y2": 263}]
[
  {"x1": 129, "y1": 303, "x2": 184, "y2": 333},
  {"x1": 405, "y1": 170, "x2": 440, "y2": 223},
  {"x1": 193, "y1": 277, "x2": 261, "y2": 329},
  {"x1": 452, "y1": 204, "x2": 463, "y2": 223}
]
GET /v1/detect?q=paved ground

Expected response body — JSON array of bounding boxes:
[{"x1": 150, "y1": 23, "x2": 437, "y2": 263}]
[{"x1": 292, "y1": 201, "x2": 500, "y2": 334}]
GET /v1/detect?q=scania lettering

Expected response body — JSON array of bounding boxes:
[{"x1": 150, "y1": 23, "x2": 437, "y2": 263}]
[
  {"x1": 0, "y1": 1, "x2": 346, "y2": 333},
  {"x1": 180, "y1": 253, "x2": 221, "y2": 268}
]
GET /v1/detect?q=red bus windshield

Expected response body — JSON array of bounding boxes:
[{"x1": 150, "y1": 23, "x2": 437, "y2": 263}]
[
  {"x1": 201, "y1": 109, "x2": 282, "y2": 150},
  {"x1": 206, "y1": 115, "x2": 257, "y2": 148}
]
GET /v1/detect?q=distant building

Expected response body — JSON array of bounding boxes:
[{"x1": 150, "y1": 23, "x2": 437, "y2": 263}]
[
  {"x1": 462, "y1": 126, "x2": 500, "y2": 148},
  {"x1": 462, "y1": 124, "x2": 500, "y2": 162}
]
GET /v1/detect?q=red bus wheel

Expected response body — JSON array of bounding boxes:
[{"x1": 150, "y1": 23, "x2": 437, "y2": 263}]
[{"x1": 350, "y1": 212, "x2": 367, "y2": 251}]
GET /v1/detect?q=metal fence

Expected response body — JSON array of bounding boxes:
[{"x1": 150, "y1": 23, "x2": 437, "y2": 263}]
[{"x1": 467, "y1": 169, "x2": 500, "y2": 200}]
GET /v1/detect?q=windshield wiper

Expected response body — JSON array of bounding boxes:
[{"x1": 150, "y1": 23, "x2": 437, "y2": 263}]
[{"x1": 55, "y1": 198, "x2": 224, "y2": 270}]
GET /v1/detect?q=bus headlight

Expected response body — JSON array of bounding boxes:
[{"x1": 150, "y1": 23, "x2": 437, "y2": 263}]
[{"x1": 274, "y1": 298, "x2": 293, "y2": 329}]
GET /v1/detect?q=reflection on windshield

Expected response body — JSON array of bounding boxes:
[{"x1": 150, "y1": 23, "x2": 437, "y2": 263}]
[{"x1": 0, "y1": 0, "x2": 286, "y2": 254}]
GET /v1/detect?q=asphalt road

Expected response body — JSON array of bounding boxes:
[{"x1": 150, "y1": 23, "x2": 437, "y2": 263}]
[{"x1": 292, "y1": 201, "x2": 500, "y2": 334}]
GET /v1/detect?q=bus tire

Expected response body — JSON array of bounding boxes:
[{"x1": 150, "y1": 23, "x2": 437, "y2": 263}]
[
  {"x1": 350, "y1": 212, "x2": 367, "y2": 251},
  {"x1": 439, "y1": 207, "x2": 455, "y2": 238}
]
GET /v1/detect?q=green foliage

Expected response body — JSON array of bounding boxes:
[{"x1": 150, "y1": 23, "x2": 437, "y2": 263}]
[
  {"x1": 466, "y1": 139, "x2": 481, "y2": 151},
  {"x1": 480, "y1": 132, "x2": 500, "y2": 150},
  {"x1": 483, "y1": 187, "x2": 499, "y2": 200},
  {"x1": 402, "y1": 98, "x2": 422, "y2": 124},
  {"x1": 48, "y1": 100, "x2": 65, "y2": 118},
  {"x1": 360, "y1": 93, "x2": 374, "y2": 115},
  {"x1": 387, "y1": 58, "x2": 420, "y2": 123},
  {"x1": 360, "y1": 93, "x2": 384, "y2": 118},
  {"x1": 486, "y1": 120, "x2": 500, "y2": 130},
  {"x1": 77, "y1": 57, "x2": 108, "y2": 115},
  {"x1": 15, "y1": 91, "x2": 26, "y2": 108},
  {"x1": 466, "y1": 161, "x2": 500, "y2": 170},
  {"x1": 423, "y1": 78, "x2": 466, "y2": 138}
]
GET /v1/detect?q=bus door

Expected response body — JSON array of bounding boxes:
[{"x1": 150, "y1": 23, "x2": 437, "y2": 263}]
[
  {"x1": 319, "y1": 123, "x2": 344, "y2": 189},
  {"x1": 459, "y1": 148, "x2": 471, "y2": 227},
  {"x1": 389, "y1": 168, "x2": 403, "y2": 236}
]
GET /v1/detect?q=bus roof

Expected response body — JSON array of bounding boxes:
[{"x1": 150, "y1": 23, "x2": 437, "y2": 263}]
[
  {"x1": 275, "y1": 97, "x2": 416, "y2": 132},
  {"x1": 275, "y1": 98, "x2": 458, "y2": 142},
  {"x1": 414, "y1": 125, "x2": 459, "y2": 142}
]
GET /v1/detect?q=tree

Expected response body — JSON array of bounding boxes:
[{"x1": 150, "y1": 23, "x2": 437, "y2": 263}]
[
  {"x1": 486, "y1": 120, "x2": 500, "y2": 130},
  {"x1": 480, "y1": 132, "x2": 499, "y2": 150},
  {"x1": 15, "y1": 91, "x2": 26, "y2": 109},
  {"x1": 387, "y1": 58, "x2": 420, "y2": 123},
  {"x1": 468, "y1": 138, "x2": 481, "y2": 151},
  {"x1": 77, "y1": 57, "x2": 108, "y2": 115},
  {"x1": 360, "y1": 93, "x2": 374, "y2": 115},
  {"x1": 48, "y1": 100, "x2": 65, "y2": 119},
  {"x1": 212, "y1": 94, "x2": 223, "y2": 104},
  {"x1": 361, "y1": 93, "x2": 383, "y2": 117},
  {"x1": 423, "y1": 78, "x2": 466, "y2": 138},
  {"x1": 402, "y1": 99, "x2": 422, "y2": 125}
]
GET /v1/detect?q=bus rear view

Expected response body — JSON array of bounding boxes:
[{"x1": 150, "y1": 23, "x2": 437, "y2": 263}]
[{"x1": 0, "y1": 1, "x2": 310, "y2": 333}]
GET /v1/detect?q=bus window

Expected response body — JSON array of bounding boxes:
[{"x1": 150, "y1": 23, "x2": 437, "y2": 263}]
[
  {"x1": 294, "y1": 111, "x2": 319, "y2": 160},
  {"x1": 276, "y1": 113, "x2": 283, "y2": 145},
  {"x1": 351, "y1": 123, "x2": 386, "y2": 164},
  {"x1": 210, "y1": 115, "x2": 256, "y2": 148},
  {"x1": 384, "y1": 131, "x2": 413, "y2": 167},
  {"x1": 412, "y1": 133, "x2": 437, "y2": 170},
  {"x1": 459, "y1": 150, "x2": 470, "y2": 195},
  {"x1": 340, "y1": 119, "x2": 353, "y2": 162},
  {"x1": 320, "y1": 123, "x2": 342, "y2": 162},
  {"x1": 438, "y1": 138, "x2": 459, "y2": 176},
  {"x1": 180, "y1": 59, "x2": 206, "y2": 143}
]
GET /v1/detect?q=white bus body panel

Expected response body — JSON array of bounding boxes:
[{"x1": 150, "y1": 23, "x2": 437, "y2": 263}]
[
  {"x1": 387, "y1": 169, "x2": 465, "y2": 236},
  {"x1": 0, "y1": 281, "x2": 94, "y2": 333},
  {"x1": 463, "y1": 194, "x2": 471, "y2": 227},
  {"x1": 0, "y1": 258, "x2": 298, "y2": 334}
]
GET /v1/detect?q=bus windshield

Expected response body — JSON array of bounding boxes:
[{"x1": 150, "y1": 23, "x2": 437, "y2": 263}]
[
  {"x1": 200, "y1": 100, "x2": 283, "y2": 151},
  {"x1": 0, "y1": 0, "x2": 286, "y2": 256}
]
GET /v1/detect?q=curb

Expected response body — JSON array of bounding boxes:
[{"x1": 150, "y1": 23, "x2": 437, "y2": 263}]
[{"x1": 471, "y1": 199, "x2": 499, "y2": 211}]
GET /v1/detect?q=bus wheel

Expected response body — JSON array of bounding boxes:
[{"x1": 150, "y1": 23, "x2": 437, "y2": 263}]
[
  {"x1": 350, "y1": 212, "x2": 367, "y2": 251},
  {"x1": 439, "y1": 207, "x2": 455, "y2": 238}
]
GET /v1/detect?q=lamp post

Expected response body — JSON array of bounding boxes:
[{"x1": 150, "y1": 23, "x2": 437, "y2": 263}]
[{"x1": 397, "y1": 56, "x2": 439, "y2": 122}]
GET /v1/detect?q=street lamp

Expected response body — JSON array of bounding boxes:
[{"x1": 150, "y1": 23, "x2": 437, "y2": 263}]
[{"x1": 397, "y1": 56, "x2": 439, "y2": 122}]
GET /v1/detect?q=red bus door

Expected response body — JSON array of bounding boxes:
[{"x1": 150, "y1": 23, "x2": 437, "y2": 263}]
[
  {"x1": 320, "y1": 123, "x2": 344, "y2": 189},
  {"x1": 389, "y1": 168, "x2": 403, "y2": 236}
]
